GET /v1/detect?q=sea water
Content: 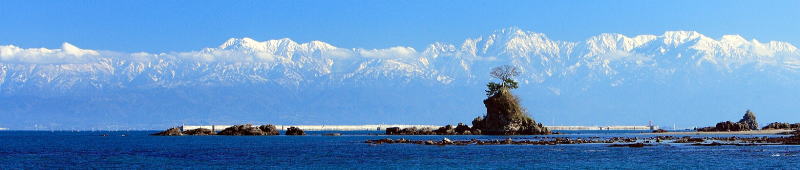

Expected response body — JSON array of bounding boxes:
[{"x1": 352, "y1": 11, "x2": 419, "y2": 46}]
[{"x1": 1, "y1": 130, "x2": 799, "y2": 169}]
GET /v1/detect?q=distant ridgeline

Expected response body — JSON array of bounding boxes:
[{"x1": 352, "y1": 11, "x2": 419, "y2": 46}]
[{"x1": 3, "y1": 28, "x2": 800, "y2": 129}]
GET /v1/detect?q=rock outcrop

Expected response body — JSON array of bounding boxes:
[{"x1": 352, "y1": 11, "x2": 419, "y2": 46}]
[
  {"x1": 285, "y1": 127, "x2": 306, "y2": 135},
  {"x1": 218, "y1": 124, "x2": 268, "y2": 136},
  {"x1": 434, "y1": 125, "x2": 456, "y2": 135},
  {"x1": 385, "y1": 127, "x2": 401, "y2": 135},
  {"x1": 386, "y1": 127, "x2": 435, "y2": 135},
  {"x1": 258, "y1": 125, "x2": 280, "y2": 135},
  {"x1": 151, "y1": 127, "x2": 183, "y2": 136},
  {"x1": 385, "y1": 124, "x2": 480, "y2": 135},
  {"x1": 454, "y1": 123, "x2": 473, "y2": 135},
  {"x1": 739, "y1": 110, "x2": 759, "y2": 130},
  {"x1": 697, "y1": 110, "x2": 760, "y2": 132},
  {"x1": 762, "y1": 122, "x2": 800, "y2": 130},
  {"x1": 652, "y1": 129, "x2": 668, "y2": 133},
  {"x1": 182, "y1": 128, "x2": 216, "y2": 135},
  {"x1": 471, "y1": 89, "x2": 550, "y2": 135}
]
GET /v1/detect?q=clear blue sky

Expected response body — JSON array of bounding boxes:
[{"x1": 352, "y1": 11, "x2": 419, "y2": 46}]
[{"x1": 0, "y1": 0, "x2": 798, "y2": 52}]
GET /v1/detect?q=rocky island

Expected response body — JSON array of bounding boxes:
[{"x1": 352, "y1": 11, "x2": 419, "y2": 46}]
[
  {"x1": 762, "y1": 122, "x2": 800, "y2": 130},
  {"x1": 696, "y1": 110, "x2": 759, "y2": 132},
  {"x1": 385, "y1": 65, "x2": 551, "y2": 136}
]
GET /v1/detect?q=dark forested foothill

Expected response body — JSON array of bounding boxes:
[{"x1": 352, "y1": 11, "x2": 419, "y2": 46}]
[{"x1": 697, "y1": 110, "x2": 759, "y2": 132}]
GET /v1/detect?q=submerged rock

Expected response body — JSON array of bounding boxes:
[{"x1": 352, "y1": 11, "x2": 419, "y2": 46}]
[
  {"x1": 218, "y1": 124, "x2": 267, "y2": 136},
  {"x1": 151, "y1": 127, "x2": 183, "y2": 136},
  {"x1": 472, "y1": 89, "x2": 550, "y2": 135},
  {"x1": 285, "y1": 127, "x2": 306, "y2": 136},
  {"x1": 697, "y1": 110, "x2": 760, "y2": 132},
  {"x1": 183, "y1": 128, "x2": 216, "y2": 135}
]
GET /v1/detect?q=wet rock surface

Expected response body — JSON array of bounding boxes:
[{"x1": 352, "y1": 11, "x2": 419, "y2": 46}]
[{"x1": 697, "y1": 110, "x2": 759, "y2": 132}]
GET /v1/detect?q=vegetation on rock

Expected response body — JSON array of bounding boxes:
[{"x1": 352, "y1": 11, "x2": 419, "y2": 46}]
[{"x1": 473, "y1": 65, "x2": 551, "y2": 135}]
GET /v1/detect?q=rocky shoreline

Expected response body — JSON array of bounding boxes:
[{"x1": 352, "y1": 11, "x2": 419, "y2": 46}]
[
  {"x1": 383, "y1": 88, "x2": 552, "y2": 136},
  {"x1": 366, "y1": 130, "x2": 800, "y2": 147}
]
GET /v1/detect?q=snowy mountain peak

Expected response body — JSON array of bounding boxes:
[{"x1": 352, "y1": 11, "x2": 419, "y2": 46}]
[
  {"x1": 0, "y1": 28, "x2": 799, "y2": 92},
  {"x1": 662, "y1": 30, "x2": 706, "y2": 46}
]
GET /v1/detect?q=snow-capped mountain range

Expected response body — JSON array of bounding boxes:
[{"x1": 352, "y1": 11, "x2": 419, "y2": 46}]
[
  {"x1": 1, "y1": 27, "x2": 798, "y2": 93},
  {"x1": 2, "y1": 28, "x2": 800, "y2": 130}
]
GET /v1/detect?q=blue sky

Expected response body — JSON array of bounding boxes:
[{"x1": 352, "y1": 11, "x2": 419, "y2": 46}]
[{"x1": 1, "y1": 0, "x2": 798, "y2": 52}]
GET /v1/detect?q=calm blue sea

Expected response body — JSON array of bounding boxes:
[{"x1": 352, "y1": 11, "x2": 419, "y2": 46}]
[{"x1": 1, "y1": 130, "x2": 799, "y2": 169}]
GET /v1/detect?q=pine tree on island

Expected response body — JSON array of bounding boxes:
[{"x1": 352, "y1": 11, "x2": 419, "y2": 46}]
[{"x1": 472, "y1": 65, "x2": 551, "y2": 135}]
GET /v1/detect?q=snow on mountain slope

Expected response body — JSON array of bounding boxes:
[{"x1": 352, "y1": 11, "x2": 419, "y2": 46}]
[{"x1": 0, "y1": 28, "x2": 798, "y2": 93}]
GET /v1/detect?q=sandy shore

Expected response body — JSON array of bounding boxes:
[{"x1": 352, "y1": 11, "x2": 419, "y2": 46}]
[{"x1": 644, "y1": 129, "x2": 794, "y2": 135}]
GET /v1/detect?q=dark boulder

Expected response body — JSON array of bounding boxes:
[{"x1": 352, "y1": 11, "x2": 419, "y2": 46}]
[
  {"x1": 285, "y1": 127, "x2": 306, "y2": 135},
  {"x1": 470, "y1": 129, "x2": 482, "y2": 135},
  {"x1": 454, "y1": 123, "x2": 471, "y2": 134},
  {"x1": 398, "y1": 127, "x2": 435, "y2": 135},
  {"x1": 218, "y1": 124, "x2": 267, "y2": 136},
  {"x1": 258, "y1": 124, "x2": 280, "y2": 135},
  {"x1": 183, "y1": 128, "x2": 215, "y2": 135},
  {"x1": 151, "y1": 127, "x2": 183, "y2": 136},
  {"x1": 472, "y1": 89, "x2": 551, "y2": 135},
  {"x1": 434, "y1": 125, "x2": 456, "y2": 135},
  {"x1": 385, "y1": 127, "x2": 401, "y2": 135}
]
